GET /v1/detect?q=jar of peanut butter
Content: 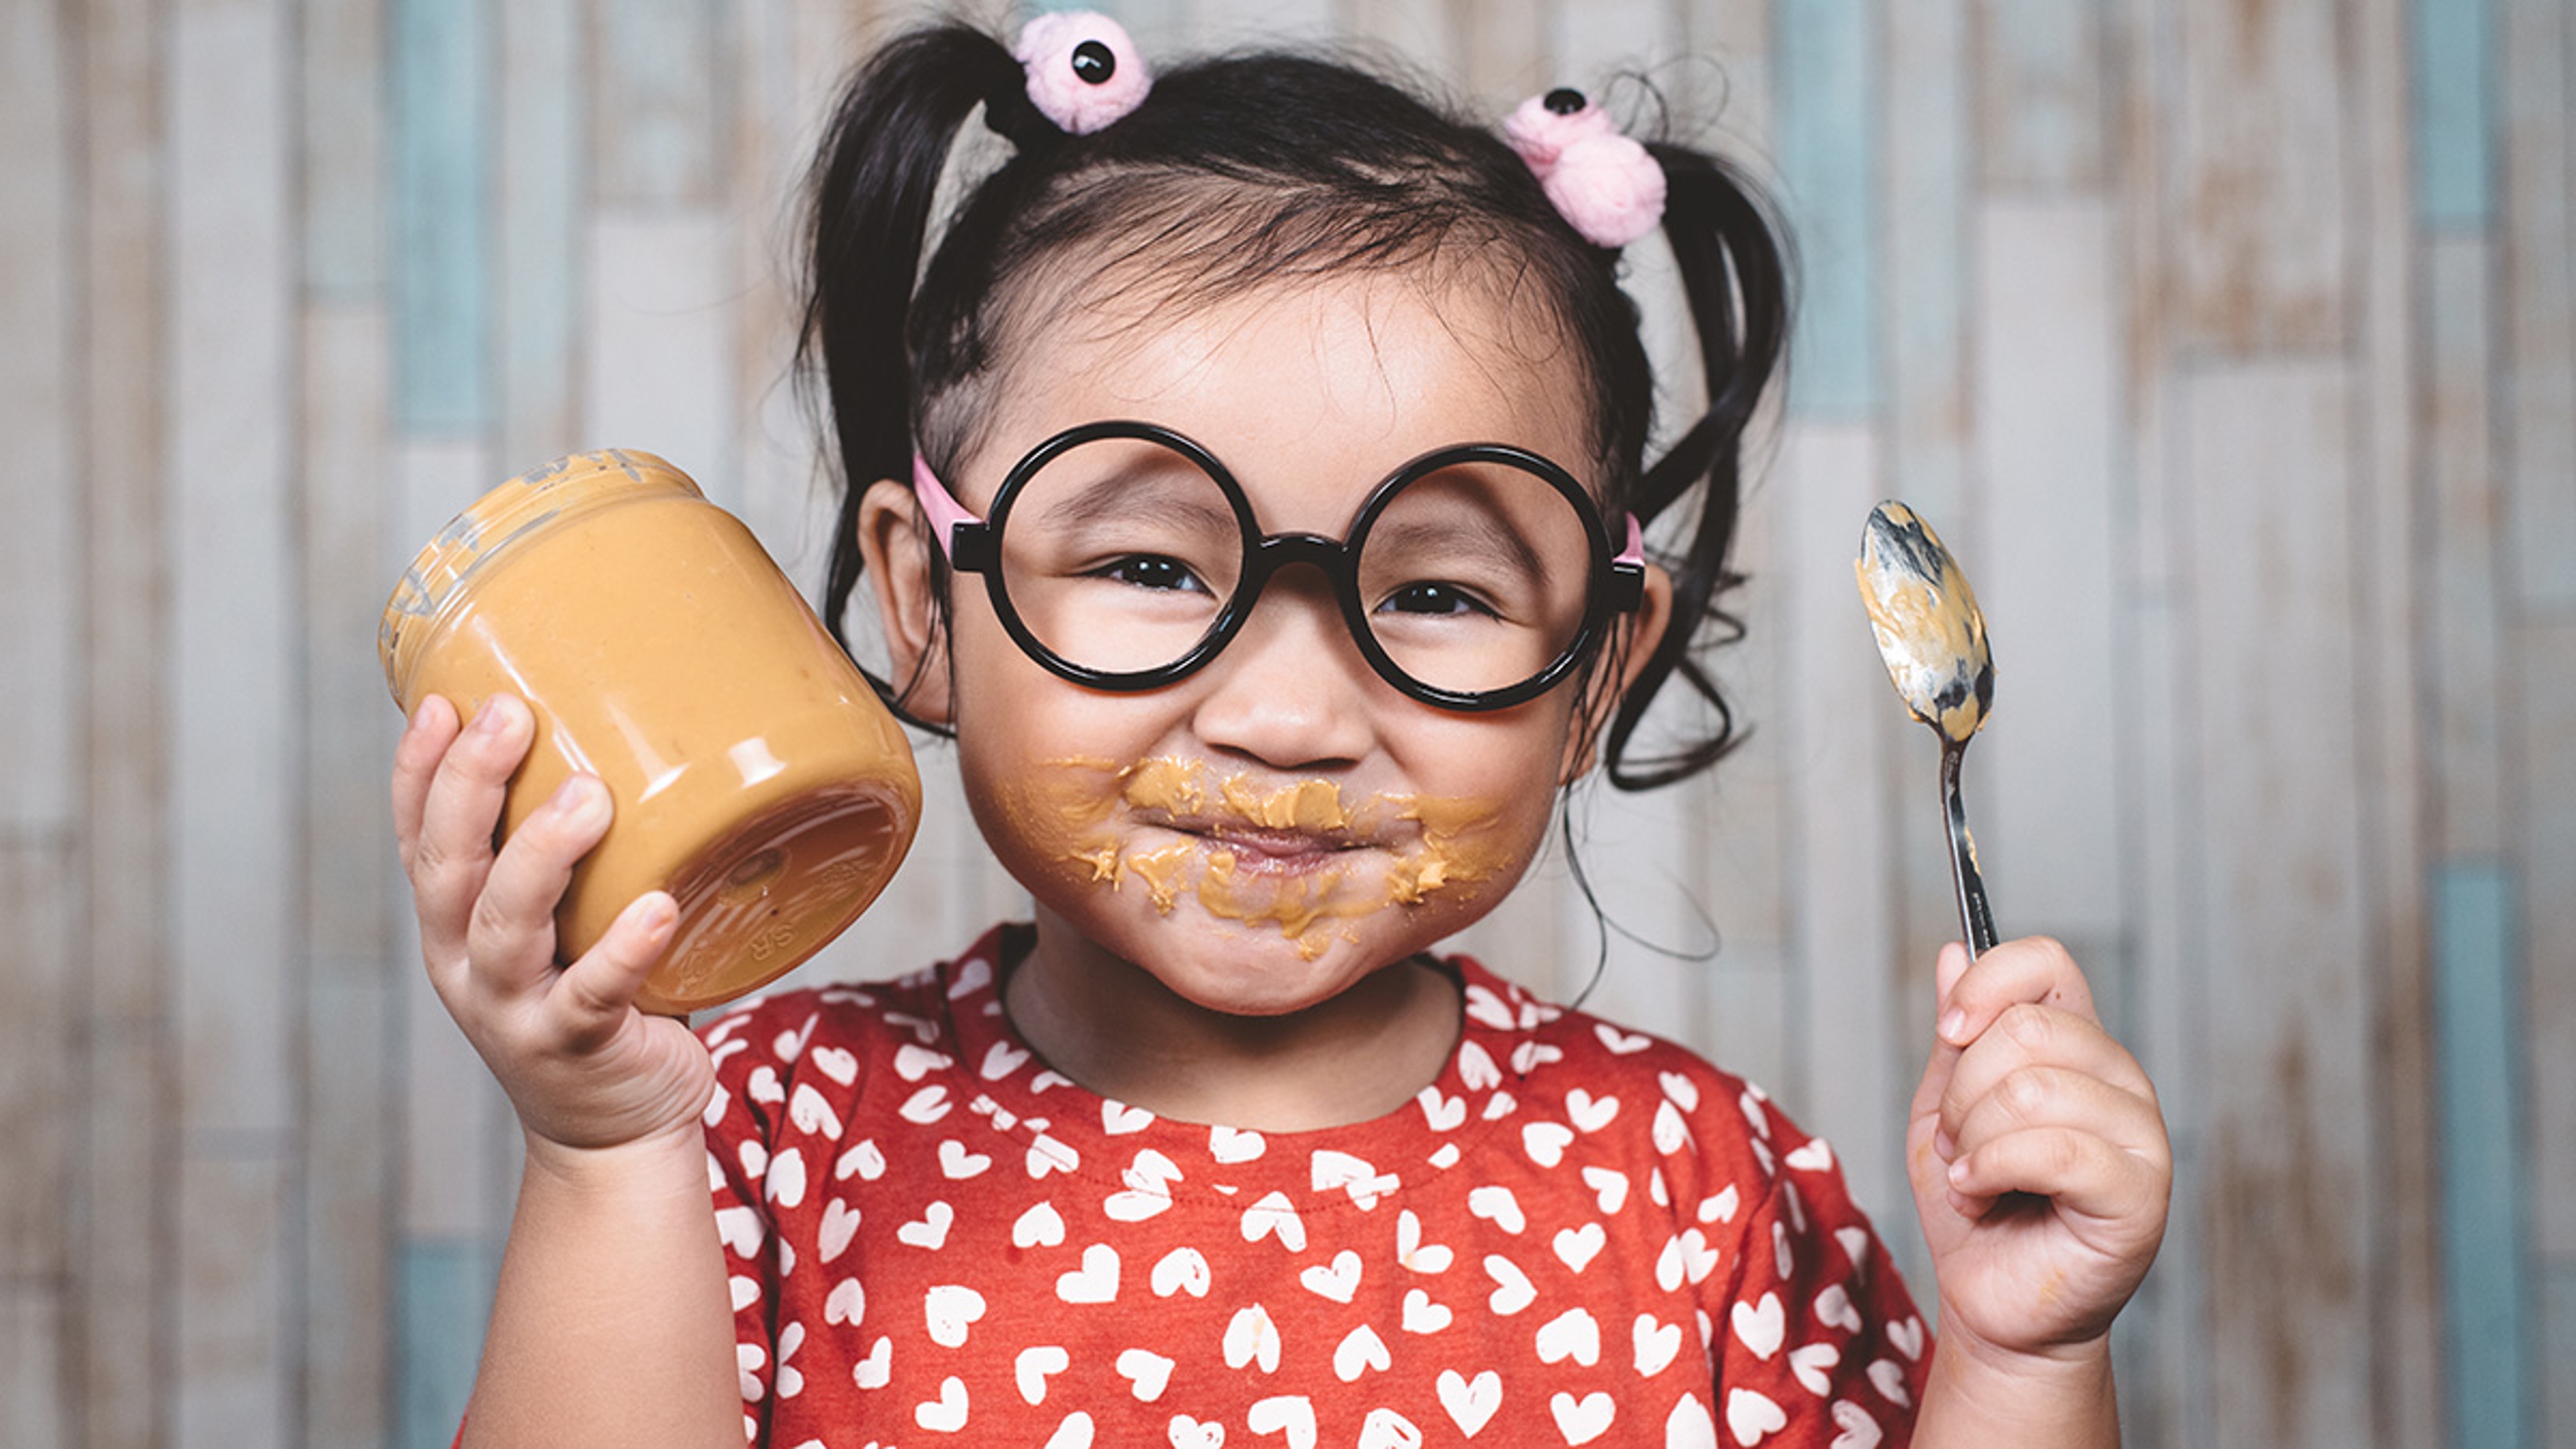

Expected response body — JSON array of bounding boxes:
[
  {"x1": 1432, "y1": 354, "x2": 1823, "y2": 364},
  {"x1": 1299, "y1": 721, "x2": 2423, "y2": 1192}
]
[{"x1": 381, "y1": 449, "x2": 920, "y2": 1014}]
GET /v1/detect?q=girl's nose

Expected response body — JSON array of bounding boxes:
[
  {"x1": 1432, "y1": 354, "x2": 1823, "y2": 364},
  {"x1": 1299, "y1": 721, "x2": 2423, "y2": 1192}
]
[{"x1": 1187, "y1": 574, "x2": 1380, "y2": 770}]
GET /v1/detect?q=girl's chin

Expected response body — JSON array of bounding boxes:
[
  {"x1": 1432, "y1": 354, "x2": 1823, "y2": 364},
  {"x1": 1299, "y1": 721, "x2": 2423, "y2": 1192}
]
[{"x1": 1038, "y1": 892, "x2": 1451, "y2": 1013}]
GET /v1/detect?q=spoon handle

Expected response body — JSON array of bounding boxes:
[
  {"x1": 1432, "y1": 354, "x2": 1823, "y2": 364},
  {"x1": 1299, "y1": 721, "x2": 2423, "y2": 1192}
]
[{"x1": 1940, "y1": 740, "x2": 1998, "y2": 957}]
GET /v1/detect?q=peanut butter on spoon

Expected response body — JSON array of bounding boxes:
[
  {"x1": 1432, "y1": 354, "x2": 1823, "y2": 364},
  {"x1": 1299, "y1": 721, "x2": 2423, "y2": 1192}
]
[{"x1": 1856, "y1": 501, "x2": 1998, "y2": 955}]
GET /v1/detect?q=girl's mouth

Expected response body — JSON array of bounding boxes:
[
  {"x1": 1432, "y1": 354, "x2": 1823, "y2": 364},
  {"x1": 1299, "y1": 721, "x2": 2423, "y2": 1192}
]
[{"x1": 1167, "y1": 822, "x2": 1375, "y2": 873}]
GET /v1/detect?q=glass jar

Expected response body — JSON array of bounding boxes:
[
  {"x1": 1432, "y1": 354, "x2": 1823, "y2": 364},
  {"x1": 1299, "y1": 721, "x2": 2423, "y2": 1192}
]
[{"x1": 382, "y1": 449, "x2": 920, "y2": 1014}]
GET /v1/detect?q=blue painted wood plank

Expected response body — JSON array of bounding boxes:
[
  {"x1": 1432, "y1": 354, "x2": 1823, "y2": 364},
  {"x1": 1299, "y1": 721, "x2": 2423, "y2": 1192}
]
[
  {"x1": 2545, "y1": 1264, "x2": 2576, "y2": 1449},
  {"x1": 2434, "y1": 861, "x2": 2530, "y2": 1449},
  {"x1": 1776, "y1": 0, "x2": 1879, "y2": 421},
  {"x1": 592, "y1": 0, "x2": 720, "y2": 207},
  {"x1": 2413, "y1": 0, "x2": 2493, "y2": 227},
  {"x1": 397, "y1": 1238, "x2": 498, "y2": 1449},
  {"x1": 392, "y1": 0, "x2": 493, "y2": 433}
]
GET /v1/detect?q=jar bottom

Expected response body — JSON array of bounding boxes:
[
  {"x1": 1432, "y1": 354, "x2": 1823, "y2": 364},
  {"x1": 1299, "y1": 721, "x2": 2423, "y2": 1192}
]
[{"x1": 635, "y1": 784, "x2": 915, "y2": 1015}]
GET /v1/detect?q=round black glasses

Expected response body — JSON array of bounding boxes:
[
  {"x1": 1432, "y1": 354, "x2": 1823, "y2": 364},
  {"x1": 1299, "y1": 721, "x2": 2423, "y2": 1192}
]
[{"x1": 911, "y1": 420, "x2": 1645, "y2": 712}]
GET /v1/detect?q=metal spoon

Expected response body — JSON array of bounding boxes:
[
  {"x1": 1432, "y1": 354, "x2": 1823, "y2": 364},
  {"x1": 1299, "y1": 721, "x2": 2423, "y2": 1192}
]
[{"x1": 1855, "y1": 501, "x2": 1998, "y2": 956}]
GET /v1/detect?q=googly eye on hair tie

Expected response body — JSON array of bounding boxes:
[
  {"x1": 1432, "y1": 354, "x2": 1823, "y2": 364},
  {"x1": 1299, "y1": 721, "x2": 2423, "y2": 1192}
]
[
  {"x1": 1015, "y1": 11, "x2": 1151, "y2": 135},
  {"x1": 1505, "y1": 87, "x2": 1667, "y2": 248}
]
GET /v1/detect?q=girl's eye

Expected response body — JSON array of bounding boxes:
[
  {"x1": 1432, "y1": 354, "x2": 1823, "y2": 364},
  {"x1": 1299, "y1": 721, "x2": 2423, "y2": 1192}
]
[
  {"x1": 1378, "y1": 581, "x2": 1497, "y2": 618},
  {"x1": 1102, "y1": 554, "x2": 1205, "y2": 593}
]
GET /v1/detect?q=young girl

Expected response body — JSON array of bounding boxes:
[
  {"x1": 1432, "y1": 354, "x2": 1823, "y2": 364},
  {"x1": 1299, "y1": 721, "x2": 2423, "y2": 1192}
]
[{"x1": 392, "y1": 14, "x2": 2170, "y2": 1447}]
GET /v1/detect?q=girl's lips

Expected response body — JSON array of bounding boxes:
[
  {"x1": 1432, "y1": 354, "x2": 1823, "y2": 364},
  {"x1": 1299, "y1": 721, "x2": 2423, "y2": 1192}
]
[{"x1": 1146, "y1": 817, "x2": 1382, "y2": 871}]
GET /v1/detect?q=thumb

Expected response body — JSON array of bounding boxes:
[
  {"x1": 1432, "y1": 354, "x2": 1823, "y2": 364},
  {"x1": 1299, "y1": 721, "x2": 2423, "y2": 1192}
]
[
  {"x1": 549, "y1": 891, "x2": 680, "y2": 1044},
  {"x1": 1906, "y1": 940, "x2": 1976, "y2": 1124}
]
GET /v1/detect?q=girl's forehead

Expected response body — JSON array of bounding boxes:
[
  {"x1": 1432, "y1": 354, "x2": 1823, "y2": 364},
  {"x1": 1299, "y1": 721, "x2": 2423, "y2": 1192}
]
[{"x1": 974, "y1": 270, "x2": 1596, "y2": 492}]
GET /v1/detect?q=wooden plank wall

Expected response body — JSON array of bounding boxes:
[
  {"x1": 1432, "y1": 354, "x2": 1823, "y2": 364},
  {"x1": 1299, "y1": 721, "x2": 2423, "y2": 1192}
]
[{"x1": 2, "y1": 0, "x2": 2563, "y2": 1444}]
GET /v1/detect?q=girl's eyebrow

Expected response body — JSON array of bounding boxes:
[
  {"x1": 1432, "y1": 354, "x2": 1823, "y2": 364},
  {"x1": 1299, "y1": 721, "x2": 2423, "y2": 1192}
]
[
  {"x1": 1036, "y1": 466, "x2": 1238, "y2": 535},
  {"x1": 1364, "y1": 510, "x2": 1545, "y2": 580}
]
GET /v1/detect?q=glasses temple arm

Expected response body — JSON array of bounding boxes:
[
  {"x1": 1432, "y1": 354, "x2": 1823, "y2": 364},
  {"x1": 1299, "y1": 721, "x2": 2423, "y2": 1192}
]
[{"x1": 910, "y1": 453, "x2": 983, "y2": 562}]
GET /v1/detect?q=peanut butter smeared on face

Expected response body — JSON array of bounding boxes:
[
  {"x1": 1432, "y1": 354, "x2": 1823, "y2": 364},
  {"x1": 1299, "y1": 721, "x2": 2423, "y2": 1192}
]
[
  {"x1": 1010, "y1": 755, "x2": 1517, "y2": 957},
  {"x1": 1855, "y1": 501, "x2": 1996, "y2": 743}
]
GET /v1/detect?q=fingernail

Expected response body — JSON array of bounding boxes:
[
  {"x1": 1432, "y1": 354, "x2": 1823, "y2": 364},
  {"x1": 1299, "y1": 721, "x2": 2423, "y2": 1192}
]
[
  {"x1": 548, "y1": 775, "x2": 598, "y2": 816},
  {"x1": 1933, "y1": 1128, "x2": 1957, "y2": 1162},
  {"x1": 471, "y1": 698, "x2": 508, "y2": 735},
  {"x1": 1946, "y1": 1157, "x2": 1969, "y2": 1186},
  {"x1": 1938, "y1": 1008, "x2": 1968, "y2": 1044}
]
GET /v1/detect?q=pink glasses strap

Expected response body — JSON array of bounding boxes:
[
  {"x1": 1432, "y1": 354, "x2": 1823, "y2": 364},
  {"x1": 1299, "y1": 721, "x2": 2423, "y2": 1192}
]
[
  {"x1": 1616, "y1": 513, "x2": 1644, "y2": 568},
  {"x1": 911, "y1": 453, "x2": 982, "y2": 560}
]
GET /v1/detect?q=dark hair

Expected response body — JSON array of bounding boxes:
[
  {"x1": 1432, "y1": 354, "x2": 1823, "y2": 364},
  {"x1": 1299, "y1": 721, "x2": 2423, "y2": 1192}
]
[{"x1": 798, "y1": 21, "x2": 1788, "y2": 790}]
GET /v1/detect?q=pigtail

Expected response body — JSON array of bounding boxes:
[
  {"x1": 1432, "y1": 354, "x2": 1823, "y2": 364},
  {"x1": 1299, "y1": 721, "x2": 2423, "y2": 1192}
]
[
  {"x1": 1599, "y1": 144, "x2": 1791, "y2": 791},
  {"x1": 800, "y1": 23, "x2": 1027, "y2": 658}
]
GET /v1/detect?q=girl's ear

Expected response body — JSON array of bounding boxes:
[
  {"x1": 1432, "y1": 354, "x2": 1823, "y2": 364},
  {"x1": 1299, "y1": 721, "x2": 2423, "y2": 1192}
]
[
  {"x1": 1559, "y1": 559, "x2": 1674, "y2": 785},
  {"x1": 856, "y1": 480, "x2": 956, "y2": 725}
]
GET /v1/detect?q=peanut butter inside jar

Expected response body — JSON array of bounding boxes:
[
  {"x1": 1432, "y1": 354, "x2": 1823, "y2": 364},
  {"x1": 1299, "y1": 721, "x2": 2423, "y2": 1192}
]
[{"x1": 381, "y1": 449, "x2": 921, "y2": 1014}]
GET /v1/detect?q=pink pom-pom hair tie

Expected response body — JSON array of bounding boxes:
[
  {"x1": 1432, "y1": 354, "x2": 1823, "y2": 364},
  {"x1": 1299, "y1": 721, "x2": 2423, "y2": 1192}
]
[
  {"x1": 1505, "y1": 87, "x2": 1668, "y2": 249},
  {"x1": 1015, "y1": 10, "x2": 1152, "y2": 136}
]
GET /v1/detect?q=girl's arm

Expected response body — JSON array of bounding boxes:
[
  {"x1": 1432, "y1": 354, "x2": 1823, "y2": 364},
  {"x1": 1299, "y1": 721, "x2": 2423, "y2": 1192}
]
[
  {"x1": 393, "y1": 694, "x2": 743, "y2": 1449},
  {"x1": 1906, "y1": 936, "x2": 2172, "y2": 1448}
]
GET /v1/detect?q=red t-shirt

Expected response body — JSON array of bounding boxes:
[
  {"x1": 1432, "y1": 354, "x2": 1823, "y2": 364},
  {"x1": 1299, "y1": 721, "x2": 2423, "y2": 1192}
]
[{"x1": 701, "y1": 924, "x2": 1929, "y2": 1446}]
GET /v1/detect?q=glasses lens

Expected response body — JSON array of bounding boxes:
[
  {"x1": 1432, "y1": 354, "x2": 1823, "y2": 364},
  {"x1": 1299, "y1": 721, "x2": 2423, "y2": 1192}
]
[
  {"x1": 1357, "y1": 457, "x2": 1599, "y2": 698},
  {"x1": 994, "y1": 435, "x2": 1246, "y2": 678}
]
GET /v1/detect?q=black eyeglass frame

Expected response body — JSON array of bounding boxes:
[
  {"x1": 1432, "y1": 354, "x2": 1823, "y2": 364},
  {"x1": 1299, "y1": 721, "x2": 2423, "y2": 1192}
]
[{"x1": 930, "y1": 419, "x2": 1647, "y2": 712}]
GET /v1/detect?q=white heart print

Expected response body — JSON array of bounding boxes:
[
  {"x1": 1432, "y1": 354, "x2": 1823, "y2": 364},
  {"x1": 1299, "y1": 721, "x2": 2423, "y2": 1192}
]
[
  {"x1": 1117, "y1": 1347, "x2": 1175, "y2": 1401},
  {"x1": 1167, "y1": 1413, "x2": 1224, "y2": 1448},
  {"x1": 1830, "y1": 1401, "x2": 1883, "y2": 1449},
  {"x1": 1300, "y1": 1249, "x2": 1362, "y2": 1304},
  {"x1": 1484, "y1": 1254, "x2": 1537, "y2": 1315},
  {"x1": 1730, "y1": 1292, "x2": 1784, "y2": 1360},
  {"x1": 1549, "y1": 1390, "x2": 1615, "y2": 1444},
  {"x1": 896, "y1": 1201, "x2": 953, "y2": 1250},
  {"x1": 922, "y1": 1284, "x2": 984, "y2": 1347},
  {"x1": 1788, "y1": 1342, "x2": 1840, "y2": 1396},
  {"x1": 1224, "y1": 1303, "x2": 1282, "y2": 1373},
  {"x1": 1016, "y1": 1344, "x2": 1069, "y2": 1404},
  {"x1": 1358, "y1": 1407, "x2": 1424, "y2": 1448},
  {"x1": 1246, "y1": 1395, "x2": 1317, "y2": 1448},
  {"x1": 1633, "y1": 1313, "x2": 1684, "y2": 1377},
  {"x1": 1724, "y1": 1388, "x2": 1786, "y2": 1446},
  {"x1": 1151, "y1": 1246, "x2": 1212, "y2": 1297},
  {"x1": 1552, "y1": 1222, "x2": 1606, "y2": 1273},
  {"x1": 1055, "y1": 1242, "x2": 1120, "y2": 1304},
  {"x1": 1332, "y1": 1324, "x2": 1391, "y2": 1382},
  {"x1": 1534, "y1": 1307, "x2": 1601, "y2": 1367},
  {"x1": 1401, "y1": 1288, "x2": 1451, "y2": 1334},
  {"x1": 913, "y1": 1375, "x2": 968, "y2": 1432},
  {"x1": 1436, "y1": 1369, "x2": 1501, "y2": 1435},
  {"x1": 1013, "y1": 1201, "x2": 1066, "y2": 1248}
]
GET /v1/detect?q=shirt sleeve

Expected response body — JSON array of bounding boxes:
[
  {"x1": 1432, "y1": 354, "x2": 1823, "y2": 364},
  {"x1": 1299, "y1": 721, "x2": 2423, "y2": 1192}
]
[
  {"x1": 1704, "y1": 1091, "x2": 1933, "y2": 1448},
  {"x1": 700, "y1": 996, "x2": 794, "y2": 1444}
]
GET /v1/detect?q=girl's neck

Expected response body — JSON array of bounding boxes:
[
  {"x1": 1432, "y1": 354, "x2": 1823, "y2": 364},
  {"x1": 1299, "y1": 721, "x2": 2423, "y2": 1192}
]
[{"x1": 1000, "y1": 912, "x2": 1462, "y2": 1133}]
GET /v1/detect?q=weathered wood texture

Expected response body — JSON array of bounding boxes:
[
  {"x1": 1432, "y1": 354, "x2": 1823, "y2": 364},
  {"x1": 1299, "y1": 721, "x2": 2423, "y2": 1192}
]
[{"x1": 1, "y1": 1, "x2": 2558, "y2": 1445}]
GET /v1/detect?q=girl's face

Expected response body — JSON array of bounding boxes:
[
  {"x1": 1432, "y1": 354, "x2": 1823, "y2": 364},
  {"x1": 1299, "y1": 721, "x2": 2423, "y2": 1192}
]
[{"x1": 864, "y1": 271, "x2": 1668, "y2": 1018}]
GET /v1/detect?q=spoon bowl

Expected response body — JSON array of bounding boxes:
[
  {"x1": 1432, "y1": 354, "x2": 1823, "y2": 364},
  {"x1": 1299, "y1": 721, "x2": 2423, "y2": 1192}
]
[{"x1": 1856, "y1": 501, "x2": 1998, "y2": 955}]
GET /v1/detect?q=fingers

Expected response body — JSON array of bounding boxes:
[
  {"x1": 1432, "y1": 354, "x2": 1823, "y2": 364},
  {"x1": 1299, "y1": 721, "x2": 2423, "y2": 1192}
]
[
  {"x1": 1943, "y1": 1122, "x2": 2169, "y2": 1232},
  {"x1": 408, "y1": 696, "x2": 535, "y2": 961},
  {"x1": 464, "y1": 772, "x2": 618, "y2": 998},
  {"x1": 547, "y1": 890, "x2": 680, "y2": 1047},
  {"x1": 390, "y1": 694, "x2": 461, "y2": 873},
  {"x1": 1936, "y1": 1001, "x2": 2157, "y2": 1152},
  {"x1": 1937, "y1": 935, "x2": 2097, "y2": 1046}
]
